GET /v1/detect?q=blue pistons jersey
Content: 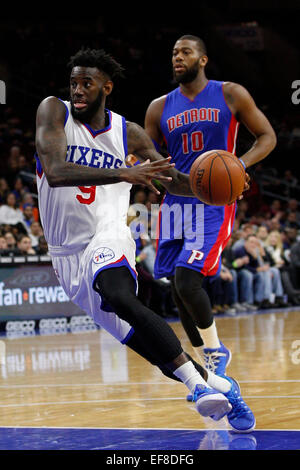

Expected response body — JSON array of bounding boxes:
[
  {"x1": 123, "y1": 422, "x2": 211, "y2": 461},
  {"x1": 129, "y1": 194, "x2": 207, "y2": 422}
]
[{"x1": 154, "y1": 80, "x2": 239, "y2": 279}]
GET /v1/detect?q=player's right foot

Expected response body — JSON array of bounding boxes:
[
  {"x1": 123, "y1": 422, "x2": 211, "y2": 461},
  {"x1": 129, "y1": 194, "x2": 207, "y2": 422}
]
[
  {"x1": 222, "y1": 376, "x2": 256, "y2": 433},
  {"x1": 192, "y1": 384, "x2": 232, "y2": 421}
]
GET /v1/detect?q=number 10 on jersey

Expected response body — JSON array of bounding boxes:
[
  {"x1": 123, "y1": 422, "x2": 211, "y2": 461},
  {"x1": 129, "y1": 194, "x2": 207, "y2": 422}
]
[{"x1": 182, "y1": 131, "x2": 204, "y2": 154}]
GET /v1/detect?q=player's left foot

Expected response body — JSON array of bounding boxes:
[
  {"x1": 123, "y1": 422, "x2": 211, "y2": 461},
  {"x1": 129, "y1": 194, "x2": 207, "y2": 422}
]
[
  {"x1": 203, "y1": 342, "x2": 232, "y2": 375},
  {"x1": 186, "y1": 342, "x2": 232, "y2": 402}
]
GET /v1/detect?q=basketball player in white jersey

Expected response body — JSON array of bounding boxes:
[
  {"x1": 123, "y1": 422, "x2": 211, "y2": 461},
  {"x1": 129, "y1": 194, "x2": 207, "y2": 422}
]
[{"x1": 35, "y1": 48, "x2": 255, "y2": 431}]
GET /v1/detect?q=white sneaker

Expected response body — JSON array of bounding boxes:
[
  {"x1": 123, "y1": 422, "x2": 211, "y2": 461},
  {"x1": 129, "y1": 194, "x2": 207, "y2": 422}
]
[
  {"x1": 232, "y1": 302, "x2": 248, "y2": 312},
  {"x1": 241, "y1": 302, "x2": 258, "y2": 311}
]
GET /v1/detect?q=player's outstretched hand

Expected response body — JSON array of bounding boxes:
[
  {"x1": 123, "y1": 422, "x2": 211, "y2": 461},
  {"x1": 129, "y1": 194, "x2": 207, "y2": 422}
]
[{"x1": 122, "y1": 157, "x2": 175, "y2": 194}]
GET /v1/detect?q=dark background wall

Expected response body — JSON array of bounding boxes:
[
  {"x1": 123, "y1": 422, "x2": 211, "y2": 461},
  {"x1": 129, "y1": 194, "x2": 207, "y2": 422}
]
[{"x1": 0, "y1": 2, "x2": 299, "y2": 173}]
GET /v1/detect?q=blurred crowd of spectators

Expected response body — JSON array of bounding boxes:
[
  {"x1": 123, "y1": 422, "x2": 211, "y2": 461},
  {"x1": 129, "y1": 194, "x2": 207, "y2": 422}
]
[{"x1": 0, "y1": 138, "x2": 48, "y2": 258}]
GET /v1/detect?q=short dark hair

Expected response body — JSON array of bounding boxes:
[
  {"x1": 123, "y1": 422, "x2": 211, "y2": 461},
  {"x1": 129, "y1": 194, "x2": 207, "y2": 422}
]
[
  {"x1": 68, "y1": 47, "x2": 125, "y2": 81},
  {"x1": 177, "y1": 35, "x2": 207, "y2": 55}
]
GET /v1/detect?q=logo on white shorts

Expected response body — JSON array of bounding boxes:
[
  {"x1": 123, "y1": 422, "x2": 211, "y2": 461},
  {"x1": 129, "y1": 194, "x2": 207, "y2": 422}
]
[{"x1": 93, "y1": 247, "x2": 115, "y2": 264}]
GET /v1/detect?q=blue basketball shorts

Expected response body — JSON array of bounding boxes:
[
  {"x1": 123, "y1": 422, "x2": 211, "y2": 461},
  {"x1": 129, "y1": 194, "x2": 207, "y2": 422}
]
[{"x1": 154, "y1": 195, "x2": 236, "y2": 279}]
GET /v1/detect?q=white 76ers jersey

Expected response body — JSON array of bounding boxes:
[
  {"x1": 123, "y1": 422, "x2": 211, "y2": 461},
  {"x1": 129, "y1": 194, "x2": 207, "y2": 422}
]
[{"x1": 35, "y1": 99, "x2": 132, "y2": 252}]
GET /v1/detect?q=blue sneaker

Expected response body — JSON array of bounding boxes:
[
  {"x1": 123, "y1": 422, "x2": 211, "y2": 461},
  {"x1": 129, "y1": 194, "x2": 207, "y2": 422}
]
[
  {"x1": 185, "y1": 343, "x2": 231, "y2": 402},
  {"x1": 203, "y1": 342, "x2": 232, "y2": 375},
  {"x1": 222, "y1": 376, "x2": 256, "y2": 433},
  {"x1": 192, "y1": 384, "x2": 232, "y2": 421}
]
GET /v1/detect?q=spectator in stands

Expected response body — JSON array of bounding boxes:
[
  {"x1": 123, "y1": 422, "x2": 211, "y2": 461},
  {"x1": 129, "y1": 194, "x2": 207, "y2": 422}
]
[
  {"x1": 29, "y1": 221, "x2": 43, "y2": 248},
  {"x1": 232, "y1": 223, "x2": 256, "y2": 251},
  {"x1": 256, "y1": 225, "x2": 269, "y2": 246},
  {"x1": 270, "y1": 199, "x2": 283, "y2": 218},
  {"x1": 264, "y1": 230, "x2": 300, "y2": 305},
  {"x1": 6, "y1": 146, "x2": 21, "y2": 187},
  {"x1": 259, "y1": 234, "x2": 289, "y2": 307},
  {"x1": 219, "y1": 238, "x2": 250, "y2": 314},
  {"x1": 206, "y1": 262, "x2": 241, "y2": 315},
  {"x1": 289, "y1": 239, "x2": 300, "y2": 291},
  {"x1": 21, "y1": 203, "x2": 35, "y2": 231},
  {"x1": 224, "y1": 236, "x2": 258, "y2": 312},
  {"x1": 4, "y1": 231, "x2": 17, "y2": 250},
  {"x1": 0, "y1": 236, "x2": 7, "y2": 251},
  {"x1": 21, "y1": 193, "x2": 39, "y2": 222},
  {"x1": 12, "y1": 176, "x2": 29, "y2": 203},
  {"x1": 18, "y1": 155, "x2": 32, "y2": 174},
  {"x1": 0, "y1": 177, "x2": 10, "y2": 204},
  {"x1": 14, "y1": 234, "x2": 36, "y2": 256},
  {"x1": 282, "y1": 227, "x2": 298, "y2": 252},
  {"x1": 233, "y1": 234, "x2": 275, "y2": 309},
  {"x1": 264, "y1": 230, "x2": 285, "y2": 268},
  {"x1": 284, "y1": 211, "x2": 300, "y2": 231},
  {"x1": 286, "y1": 199, "x2": 300, "y2": 225},
  {"x1": 0, "y1": 232, "x2": 18, "y2": 257},
  {"x1": 34, "y1": 235, "x2": 49, "y2": 255},
  {"x1": 0, "y1": 192, "x2": 24, "y2": 226}
]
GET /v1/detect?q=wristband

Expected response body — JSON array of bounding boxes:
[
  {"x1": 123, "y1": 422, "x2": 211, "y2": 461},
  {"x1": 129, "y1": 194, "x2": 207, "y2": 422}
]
[
  {"x1": 239, "y1": 159, "x2": 246, "y2": 170},
  {"x1": 136, "y1": 256, "x2": 141, "y2": 263},
  {"x1": 232, "y1": 261, "x2": 238, "y2": 268}
]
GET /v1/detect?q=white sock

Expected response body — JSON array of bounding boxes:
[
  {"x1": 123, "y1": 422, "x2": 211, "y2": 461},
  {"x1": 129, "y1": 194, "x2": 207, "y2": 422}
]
[
  {"x1": 197, "y1": 320, "x2": 221, "y2": 349},
  {"x1": 206, "y1": 370, "x2": 231, "y2": 393},
  {"x1": 173, "y1": 361, "x2": 210, "y2": 393}
]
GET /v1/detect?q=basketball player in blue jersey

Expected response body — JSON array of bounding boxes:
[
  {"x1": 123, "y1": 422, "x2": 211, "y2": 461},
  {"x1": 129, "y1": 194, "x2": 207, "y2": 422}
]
[
  {"x1": 144, "y1": 35, "x2": 277, "y2": 379},
  {"x1": 35, "y1": 47, "x2": 255, "y2": 432}
]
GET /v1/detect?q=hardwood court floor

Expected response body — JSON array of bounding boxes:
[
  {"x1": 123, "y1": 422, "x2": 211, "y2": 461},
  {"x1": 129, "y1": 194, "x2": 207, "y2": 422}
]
[{"x1": 0, "y1": 308, "x2": 300, "y2": 450}]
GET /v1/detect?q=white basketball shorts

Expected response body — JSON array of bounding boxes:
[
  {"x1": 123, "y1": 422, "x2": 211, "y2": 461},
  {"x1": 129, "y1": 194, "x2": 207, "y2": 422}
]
[{"x1": 50, "y1": 229, "x2": 136, "y2": 343}]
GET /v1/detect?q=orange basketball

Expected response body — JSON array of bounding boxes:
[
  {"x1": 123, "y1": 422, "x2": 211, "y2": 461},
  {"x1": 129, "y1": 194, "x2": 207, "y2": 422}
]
[{"x1": 189, "y1": 150, "x2": 246, "y2": 206}]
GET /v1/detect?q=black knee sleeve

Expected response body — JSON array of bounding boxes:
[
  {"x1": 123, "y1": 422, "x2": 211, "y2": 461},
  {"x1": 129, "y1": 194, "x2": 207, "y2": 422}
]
[
  {"x1": 94, "y1": 267, "x2": 183, "y2": 364},
  {"x1": 170, "y1": 278, "x2": 204, "y2": 347},
  {"x1": 175, "y1": 267, "x2": 213, "y2": 330}
]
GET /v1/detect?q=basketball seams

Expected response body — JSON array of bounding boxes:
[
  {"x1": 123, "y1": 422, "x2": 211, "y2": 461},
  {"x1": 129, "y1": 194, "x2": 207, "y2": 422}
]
[
  {"x1": 191, "y1": 151, "x2": 219, "y2": 201},
  {"x1": 208, "y1": 154, "x2": 219, "y2": 204},
  {"x1": 216, "y1": 153, "x2": 232, "y2": 204}
]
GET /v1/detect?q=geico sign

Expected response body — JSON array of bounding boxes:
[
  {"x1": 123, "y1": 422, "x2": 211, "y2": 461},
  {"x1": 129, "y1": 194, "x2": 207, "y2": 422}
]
[
  {"x1": 70, "y1": 315, "x2": 95, "y2": 326},
  {"x1": 0, "y1": 282, "x2": 70, "y2": 306},
  {"x1": 39, "y1": 318, "x2": 68, "y2": 329},
  {"x1": 6, "y1": 320, "x2": 36, "y2": 331}
]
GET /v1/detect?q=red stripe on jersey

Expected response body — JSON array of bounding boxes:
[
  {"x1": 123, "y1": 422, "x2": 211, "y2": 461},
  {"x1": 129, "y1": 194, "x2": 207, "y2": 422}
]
[
  {"x1": 201, "y1": 203, "x2": 236, "y2": 277},
  {"x1": 227, "y1": 114, "x2": 239, "y2": 154},
  {"x1": 36, "y1": 168, "x2": 44, "y2": 178}
]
